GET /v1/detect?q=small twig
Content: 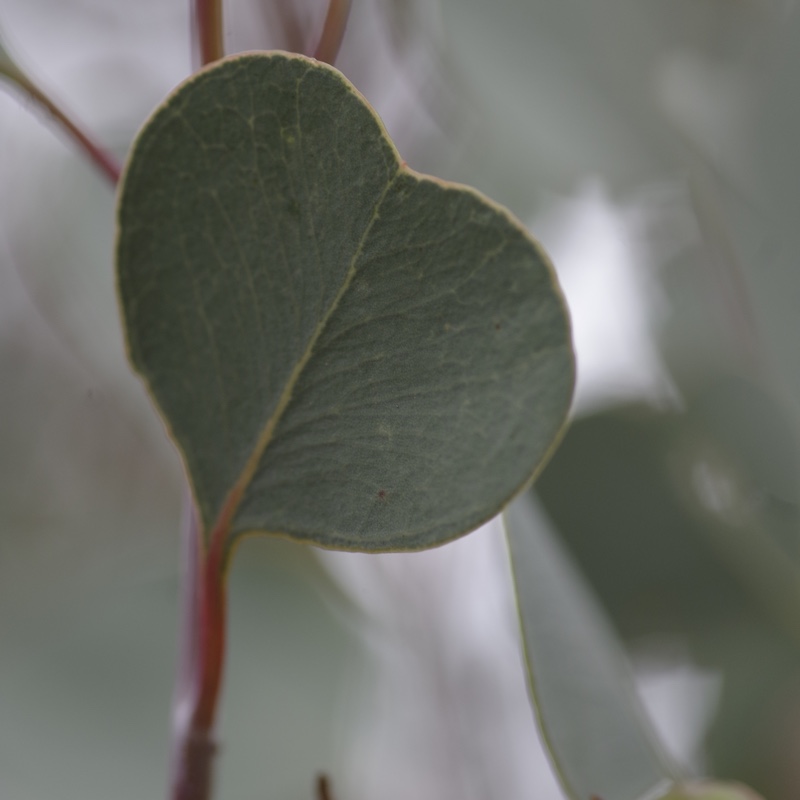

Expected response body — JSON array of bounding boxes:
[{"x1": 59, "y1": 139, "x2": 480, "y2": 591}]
[
  {"x1": 168, "y1": 481, "x2": 240, "y2": 800},
  {"x1": 169, "y1": 492, "x2": 208, "y2": 800},
  {"x1": 316, "y1": 774, "x2": 335, "y2": 800},
  {"x1": 0, "y1": 37, "x2": 120, "y2": 186},
  {"x1": 16, "y1": 75, "x2": 120, "y2": 186},
  {"x1": 314, "y1": 0, "x2": 352, "y2": 66},
  {"x1": 172, "y1": 731, "x2": 218, "y2": 800},
  {"x1": 191, "y1": 0, "x2": 224, "y2": 69}
]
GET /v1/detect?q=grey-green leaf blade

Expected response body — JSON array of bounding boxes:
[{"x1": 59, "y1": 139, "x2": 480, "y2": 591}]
[
  {"x1": 505, "y1": 493, "x2": 679, "y2": 800},
  {"x1": 234, "y1": 172, "x2": 573, "y2": 550},
  {"x1": 117, "y1": 52, "x2": 574, "y2": 551}
]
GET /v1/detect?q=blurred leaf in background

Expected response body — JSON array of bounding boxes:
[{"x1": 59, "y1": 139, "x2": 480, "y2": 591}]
[
  {"x1": 535, "y1": 393, "x2": 800, "y2": 798},
  {"x1": 506, "y1": 493, "x2": 678, "y2": 800}
]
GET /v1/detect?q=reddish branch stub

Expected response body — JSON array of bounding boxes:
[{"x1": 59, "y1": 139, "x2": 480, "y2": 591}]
[{"x1": 316, "y1": 774, "x2": 335, "y2": 800}]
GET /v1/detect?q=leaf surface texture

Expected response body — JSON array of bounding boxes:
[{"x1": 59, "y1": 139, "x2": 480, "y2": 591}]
[{"x1": 117, "y1": 53, "x2": 574, "y2": 551}]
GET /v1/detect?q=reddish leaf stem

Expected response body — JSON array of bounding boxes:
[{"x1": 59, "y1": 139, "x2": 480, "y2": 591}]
[
  {"x1": 191, "y1": 0, "x2": 224, "y2": 68},
  {"x1": 169, "y1": 519, "x2": 227, "y2": 800},
  {"x1": 317, "y1": 774, "x2": 336, "y2": 800},
  {"x1": 169, "y1": 531, "x2": 227, "y2": 800},
  {"x1": 192, "y1": 522, "x2": 228, "y2": 733},
  {"x1": 2, "y1": 71, "x2": 121, "y2": 186},
  {"x1": 170, "y1": 485, "x2": 243, "y2": 800},
  {"x1": 314, "y1": 0, "x2": 352, "y2": 66}
]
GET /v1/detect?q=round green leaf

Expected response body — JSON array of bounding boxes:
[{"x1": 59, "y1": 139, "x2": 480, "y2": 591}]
[{"x1": 116, "y1": 52, "x2": 573, "y2": 552}]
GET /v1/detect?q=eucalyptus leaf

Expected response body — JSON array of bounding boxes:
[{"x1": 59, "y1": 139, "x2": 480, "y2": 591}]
[
  {"x1": 116, "y1": 52, "x2": 573, "y2": 553},
  {"x1": 504, "y1": 494, "x2": 678, "y2": 800}
]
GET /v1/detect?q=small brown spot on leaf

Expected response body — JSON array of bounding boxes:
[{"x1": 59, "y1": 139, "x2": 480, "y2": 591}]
[
  {"x1": 377, "y1": 489, "x2": 387, "y2": 500},
  {"x1": 494, "y1": 322, "x2": 502, "y2": 331}
]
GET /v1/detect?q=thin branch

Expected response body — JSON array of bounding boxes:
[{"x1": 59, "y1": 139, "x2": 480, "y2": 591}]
[
  {"x1": 169, "y1": 491, "x2": 205, "y2": 799},
  {"x1": 191, "y1": 0, "x2": 225, "y2": 69},
  {"x1": 0, "y1": 38, "x2": 120, "y2": 187},
  {"x1": 316, "y1": 774, "x2": 335, "y2": 800},
  {"x1": 169, "y1": 498, "x2": 229, "y2": 800},
  {"x1": 314, "y1": 0, "x2": 352, "y2": 66},
  {"x1": 15, "y1": 74, "x2": 121, "y2": 186},
  {"x1": 191, "y1": 522, "x2": 228, "y2": 732}
]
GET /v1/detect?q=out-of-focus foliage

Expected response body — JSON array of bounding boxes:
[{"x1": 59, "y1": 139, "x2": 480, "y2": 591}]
[
  {"x1": 506, "y1": 494, "x2": 677, "y2": 800},
  {"x1": 436, "y1": 2, "x2": 800, "y2": 796},
  {"x1": 535, "y1": 395, "x2": 800, "y2": 797}
]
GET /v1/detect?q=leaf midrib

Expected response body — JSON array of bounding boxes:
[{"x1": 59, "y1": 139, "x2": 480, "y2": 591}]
[{"x1": 207, "y1": 167, "x2": 401, "y2": 543}]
